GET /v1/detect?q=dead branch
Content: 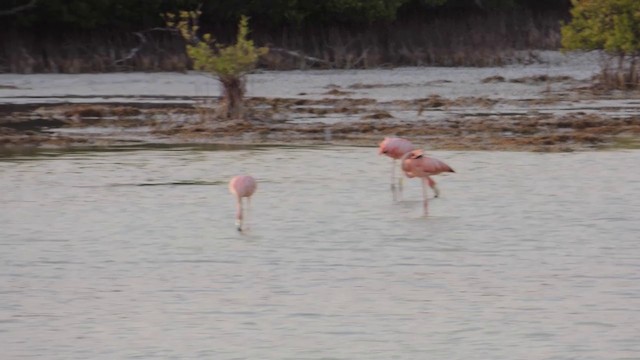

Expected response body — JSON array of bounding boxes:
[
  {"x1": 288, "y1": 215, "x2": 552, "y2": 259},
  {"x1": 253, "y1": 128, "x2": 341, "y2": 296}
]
[
  {"x1": 269, "y1": 47, "x2": 334, "y2": 68},
  {"x1": 114, "y1": 27, "x2": 179, "y2": 65}
]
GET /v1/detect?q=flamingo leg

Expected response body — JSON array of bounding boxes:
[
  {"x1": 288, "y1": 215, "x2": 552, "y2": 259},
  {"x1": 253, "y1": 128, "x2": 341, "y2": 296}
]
[
  {"x1": 390, "y1": 159, "x2": 401, "y2": 201},
  {"x1": 421, "y1": 178, "x2": 429, "y2": 215},
  {"x1": 235, "y1": 198, "x2": 243, "y2": 232},
  {"x1": 393, "y1": 159, "x2": 406, "y2": 200},
  {"x1": 396, "y1": 176, "x2": 404, "y2": 201},
  {"x1": 390, "y1": 159, "x2": 396, "y2": 189},
  {"x1": 245, "y1": 196, "x2": 252, "y2": 230},
  {"x1": 427, "y1": 176, "x2": 440, "y2": 198},
  {"x1": 391, "y1": 185, "x2": 398, "y2": 202}
]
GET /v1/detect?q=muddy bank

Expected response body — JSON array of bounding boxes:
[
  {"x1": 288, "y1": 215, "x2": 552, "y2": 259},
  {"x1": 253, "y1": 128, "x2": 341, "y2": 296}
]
[{"x1": 2, "y1": 92, "x2": 639, "y2": 152}]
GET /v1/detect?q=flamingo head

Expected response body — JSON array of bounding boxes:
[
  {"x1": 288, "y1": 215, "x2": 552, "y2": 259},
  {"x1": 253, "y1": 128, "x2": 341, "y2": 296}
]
[{"x1": 378, "y1": 138, "x2": 390, "y2": 155}]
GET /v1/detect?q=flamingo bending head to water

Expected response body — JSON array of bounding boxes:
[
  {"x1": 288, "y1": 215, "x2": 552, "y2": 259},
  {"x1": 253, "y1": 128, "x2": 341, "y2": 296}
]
[
  {"x1": 401, "y1": 149, "x2": 454, "y2": 212},
  {"x1": 228, "y1": 175, "x2": 257, "y2": 232},
  {"x1": 378, "y1": 137, "x2": 415, "y2": 189}
]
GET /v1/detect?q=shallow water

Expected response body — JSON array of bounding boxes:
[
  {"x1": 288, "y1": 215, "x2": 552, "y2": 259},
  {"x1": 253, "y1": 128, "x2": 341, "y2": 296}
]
[
  {"x1": 0, "y1": 51, "x2": 600, "y2": 104},
  {"x1": 1, "y1": 146, "x2": 640, "y2": 359}
]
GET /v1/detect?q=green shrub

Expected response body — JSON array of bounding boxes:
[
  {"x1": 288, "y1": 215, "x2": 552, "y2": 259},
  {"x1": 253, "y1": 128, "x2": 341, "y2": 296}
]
[
  {"x1": 167, "y1": 11, "x2": 268, "y2": 118},
  {"x1": 562, "y1": 0, "x2": 640, "y2": 89}
]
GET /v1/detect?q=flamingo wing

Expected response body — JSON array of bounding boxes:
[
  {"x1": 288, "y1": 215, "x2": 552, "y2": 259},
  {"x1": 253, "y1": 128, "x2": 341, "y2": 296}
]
[{"x1": 418, "y1": 156, "x2": 455, "y2": 174}]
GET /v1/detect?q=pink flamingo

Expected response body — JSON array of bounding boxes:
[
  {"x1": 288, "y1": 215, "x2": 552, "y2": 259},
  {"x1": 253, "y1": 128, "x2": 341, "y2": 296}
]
[
  {"x1": 378, "y1": 137, "x2": 415, "y2": 189},
  {"x1": 401, "y1": 149, "x2": 454, "y2": 212},
  {"x1": 228, "y1": 175, "x2": 257, "y2": 232}
]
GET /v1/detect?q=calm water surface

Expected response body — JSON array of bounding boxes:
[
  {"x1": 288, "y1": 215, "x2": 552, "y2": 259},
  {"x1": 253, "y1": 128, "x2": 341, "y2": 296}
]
[{"x1": 1, "y1": 146, "x2": 639, "y2": 359}]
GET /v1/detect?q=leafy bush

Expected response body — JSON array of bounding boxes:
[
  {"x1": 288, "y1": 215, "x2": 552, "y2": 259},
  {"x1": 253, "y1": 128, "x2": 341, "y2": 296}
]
[
  {"x1": 167, "y1": 11, "x2": 268, "y2": 119},
  {"x1": 562, "y1": 0, "x2": 640, "y2": 89}
]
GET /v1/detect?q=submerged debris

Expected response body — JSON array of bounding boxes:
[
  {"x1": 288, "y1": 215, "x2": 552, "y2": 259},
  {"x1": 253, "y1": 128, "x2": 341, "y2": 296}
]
[{"x1": 1, "y1": 93, "x2": 639, "y2": 151}]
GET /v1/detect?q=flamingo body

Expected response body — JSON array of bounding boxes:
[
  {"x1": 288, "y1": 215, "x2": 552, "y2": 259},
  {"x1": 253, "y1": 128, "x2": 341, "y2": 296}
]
[
  {"x1": 401, "y1": 149, "x2": 454, "y2": 178},
  {"x1": 379, "y1": 137, "x2": 414, "y2": 160},
  {"x1": 400, "y1": 149, "x2": 454, "y2": 213},
  {"x1": 229, "y1": 175, "x2": 257, "y2": 198},
  {"x1": 229, "y1": 175, "x2": 257, "y2": 231}
]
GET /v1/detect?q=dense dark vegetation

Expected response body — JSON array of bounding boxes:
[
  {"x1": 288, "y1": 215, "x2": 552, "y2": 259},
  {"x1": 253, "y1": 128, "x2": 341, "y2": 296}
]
[{"x1": 1, "y1": 0, "x2": 571, "y2": 73}]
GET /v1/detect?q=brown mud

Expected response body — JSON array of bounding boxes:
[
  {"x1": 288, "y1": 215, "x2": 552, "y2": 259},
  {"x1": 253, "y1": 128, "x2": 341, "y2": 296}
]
[{"x1": 2, "y1": 91, "x2": 639, "y2": 152}]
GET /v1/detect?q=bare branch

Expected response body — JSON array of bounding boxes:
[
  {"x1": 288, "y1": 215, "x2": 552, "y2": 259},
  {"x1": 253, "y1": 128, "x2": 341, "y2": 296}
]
[
  {"x1": 0, "y1": 0, "x2": 37, "y2": 16},
  {"x1": 114, "y1": 27, "x2": 179, "y2": 65},
  {"x1": 269, "y1": 47, "x2": 334, "y2": 68}
]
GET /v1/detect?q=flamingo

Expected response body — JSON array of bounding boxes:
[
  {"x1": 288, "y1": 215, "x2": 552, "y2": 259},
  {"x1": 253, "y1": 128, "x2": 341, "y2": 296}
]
[
  {"x1": 228, "y1": 175, "x2": 257, "y2": 232},
  {"x1": 378, "y1": 137, "x2": 415, "y2": 190},
  {"x1": 400, "y1": 149, "x2": 454, "y2": 212}
]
